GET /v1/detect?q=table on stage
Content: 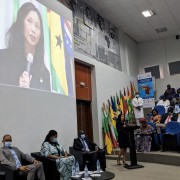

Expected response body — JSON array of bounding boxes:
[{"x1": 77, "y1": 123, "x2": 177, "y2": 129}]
[
  {"x1": 123, "y1": 125, "x2": 144, "y2": 169},
  {"x1": 71, "y1": 171, "x2": 115, "y2": 180}
]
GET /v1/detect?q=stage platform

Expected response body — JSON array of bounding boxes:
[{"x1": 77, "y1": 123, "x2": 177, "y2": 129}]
[{"x1": 106, "y1": 149, "x2": 180, "y2": 166}]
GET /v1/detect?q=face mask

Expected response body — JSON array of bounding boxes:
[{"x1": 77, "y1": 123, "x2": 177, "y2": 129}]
[
  {"x1": 5, "y1": 141, "x2": 12, "y2": 148},
  {"x1": 52, "y1": 138, "x2": 58, "y2": 143},
  {"x1": 136, "y1": 95, "x2": 140, "y2": 98},
  {"x1": 81, "y1": 134, "x2": 85, "y2": 139}
]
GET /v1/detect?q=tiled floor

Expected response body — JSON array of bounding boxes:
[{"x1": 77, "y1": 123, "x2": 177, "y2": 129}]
[{"x1": 106, "y1": 159, "x2": 180, "y2": 180}]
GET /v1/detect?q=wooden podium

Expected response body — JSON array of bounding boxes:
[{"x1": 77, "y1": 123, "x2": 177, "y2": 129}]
[{"x1": 124, "y1": 125, "x2": 144, "y2": 169}]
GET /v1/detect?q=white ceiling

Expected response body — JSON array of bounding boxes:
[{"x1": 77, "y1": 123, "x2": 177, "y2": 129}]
[{"x1": 86, "y1": 0, "x2": 180, "y2": 43}]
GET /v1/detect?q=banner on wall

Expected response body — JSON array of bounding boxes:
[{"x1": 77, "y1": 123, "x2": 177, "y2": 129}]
[{"x1": 137, "y1": 72, "x2": 155, "y2": 108}]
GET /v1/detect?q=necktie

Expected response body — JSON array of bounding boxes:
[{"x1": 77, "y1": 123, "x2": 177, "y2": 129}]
[{"x1": 82, "y1": 140, "x2": 86, "y2": 150}]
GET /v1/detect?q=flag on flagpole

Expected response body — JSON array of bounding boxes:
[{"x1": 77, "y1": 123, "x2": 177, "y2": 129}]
[
  {"x1": 110, "y1": 96, "x2": 116, "y2": 113},
  {"x1": 102, "y1": 104, "x2": 113, "y2": 154},
  {"x1": 121, "y1": 91, "x2": 128, "y2": 115},
  {"x1": 133, "y1": 82, "x2": 137, "y2": 93},
  {"x1": 130, "y1": 81, "x2": 135, "y2": 99},
  {"x1": 124, "y1": 88, "x2": 127, "y2": 101},
  {"x1": 127, "y1": 86, "x2": 130, "y2": 99},
  {"x1": 107, "y1": 100, "x2": 118, "y2": 148},
  {"x1": 119, "y1": 91, "x2": 124, "y2": 114}
]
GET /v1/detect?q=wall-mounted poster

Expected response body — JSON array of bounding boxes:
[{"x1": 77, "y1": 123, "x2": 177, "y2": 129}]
[{"x1": 138, "y1": 72, "x2": 155, "y2": 108}]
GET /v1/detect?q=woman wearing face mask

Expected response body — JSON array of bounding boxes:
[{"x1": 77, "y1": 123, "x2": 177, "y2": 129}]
[
  {"x1": 40, "y1": 130, "x2": 75, "y2": 180},
  {"x1": 136, "y1": 118, "x2": 155, "y2": 152}
]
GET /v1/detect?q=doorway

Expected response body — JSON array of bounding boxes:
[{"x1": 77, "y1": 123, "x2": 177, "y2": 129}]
[{"x1": 75, "y1": 61, "x2": 93, "y2": 141}]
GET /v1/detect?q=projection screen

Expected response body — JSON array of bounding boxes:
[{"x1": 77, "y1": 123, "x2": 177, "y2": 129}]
[{"x1": 0, "y1": 0, "x2": 75, "y2": 97}]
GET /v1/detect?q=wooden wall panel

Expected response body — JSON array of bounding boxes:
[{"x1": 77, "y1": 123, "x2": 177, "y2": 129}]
[{"x1": 75, "y1": 62, "x2": 92, "y2": 101}]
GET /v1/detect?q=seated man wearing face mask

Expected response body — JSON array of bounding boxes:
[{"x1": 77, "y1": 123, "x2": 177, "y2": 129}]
[
  {"x1": 73, "y1": 131, "x2": 106, "y2": 171},
  {"x1": 0, "y1": 134, "x2": 45, "y2": 180}
]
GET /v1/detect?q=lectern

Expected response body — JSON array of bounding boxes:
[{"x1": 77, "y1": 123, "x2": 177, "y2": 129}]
[{"x1": 124, "y1": 125, "x2": 144, "y2": 169}]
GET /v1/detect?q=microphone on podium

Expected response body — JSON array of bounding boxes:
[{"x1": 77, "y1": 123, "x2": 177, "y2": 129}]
[{"x1": 26, "y1": 53, "x2": 33, "y2": 74}]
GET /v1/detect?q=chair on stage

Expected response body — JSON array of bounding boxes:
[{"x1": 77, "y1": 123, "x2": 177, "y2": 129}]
[
  {"x1": 0, "y1": 159, "x2": 38, "y2": 180},
  {"x1": 69, "y1": 147, "x2": 106, "y2": 171},
  {"x1": 31, "y1": 152, "x2": 60, "y2": 180}
]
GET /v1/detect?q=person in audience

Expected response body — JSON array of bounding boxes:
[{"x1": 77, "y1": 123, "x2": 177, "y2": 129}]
[
  {"x1": 0, "y1": 2, "x2": 50, "y2": 90},
  {"x1": 116, "y1": 113, "x2": 128, "y2": 165},
  {"x1": 156, "y1": 106, "x2": 178, "y2": 133},
  {"x1": 150, "y1": 109, "x2": 161, "y2": 124},
  {"x1": 176, "y1": 88, "x2": 180, "y2": 98},
  {"x1": 166, "y1": 100, "x2": 175, "y2": 111},
  {"x1": 174, "y1": 98, "x2": 180, "y2": 114},
  {"x1": 177, "y1": 113, "x2": 180, "y2": 123},
  {"x1": 136, "y1": 118, "x2": 155, "y2": 152},
  {"x1": 132, "y1": 92, "x2": 144, "y2": 126},
  {"x1": 0, "y1": 134, "x2": 45, "y2": 180},
  {"x1": 156, "y1": 95, "x2": 170, "y2": 112},
  {"x1": 164, "y1": 84, "x2": 176, "y2": 100},
  {"x1": 73, "y1": 131, "x2": 106, "y2": 171},
  {"x1": 40, "y1": 130, "x2": 75, "y2": 180}
]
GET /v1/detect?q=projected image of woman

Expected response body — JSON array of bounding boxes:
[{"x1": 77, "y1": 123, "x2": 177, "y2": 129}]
[{"x1": 0, "y1": 2, "x2": 50, "y2": 91}]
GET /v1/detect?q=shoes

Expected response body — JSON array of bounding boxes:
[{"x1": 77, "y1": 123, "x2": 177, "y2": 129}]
[
  {"x1": 117, "y1": 159, "x2": 121, "y2": 165},
  {"x1": 123, "y1": 161, "x2": 128, "y2": 166}
]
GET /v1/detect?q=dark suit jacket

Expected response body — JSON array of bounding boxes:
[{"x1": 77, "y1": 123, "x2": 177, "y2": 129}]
[
  {"x1": 161, "y1": 113, "x2": 177, "y2": 124},
  {"x1": 73, "y1": 138, "x2": 97, "y2": 151},
  {"x1": 0, "y1": 146, "x2": 34, "y2": 170}
]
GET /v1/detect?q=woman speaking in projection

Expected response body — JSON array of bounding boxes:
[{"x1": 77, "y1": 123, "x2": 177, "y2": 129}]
[{"x1": 0, "y1": 2, "x2": 50, "y2": 91}]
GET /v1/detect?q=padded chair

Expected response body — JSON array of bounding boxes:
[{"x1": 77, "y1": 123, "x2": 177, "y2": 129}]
[
  {"x1": 162, "y1": 122, "x2": 180, "y2": 151},
  {"x1": 147, "y1": 113, "x2": 152, "y2": 122},
  {"x1": 0, "y1": 171, "x2": 5, "y2": 180},
  {"x1": 0, "y1": 159, "x2": 37, "y2": 180},
  {"x1": 147, "y1": 122, "x2": 161, "y2": 150},
  {"x1": 69, "y1": 147, "x2": 106, "y2": 171},
  {"x1": 154, "y1": 105, "x2": 165, "y2": 116},
  {"x1": 31, "y1": 152, "x2": 60, "y2": 180}
]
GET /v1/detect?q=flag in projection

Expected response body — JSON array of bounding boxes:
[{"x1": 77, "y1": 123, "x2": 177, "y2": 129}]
[
  {"x1": 61, "y1": 17, "x2": 74, "y2": 96},
  {"x1": 13, "y1": 0, "x2": 20, "y2": 22},
  {"x1": 48, "y1": 10, "x2": 68, "y2": 94}
]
